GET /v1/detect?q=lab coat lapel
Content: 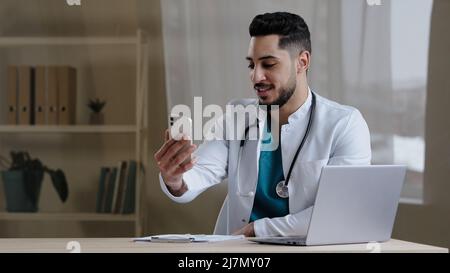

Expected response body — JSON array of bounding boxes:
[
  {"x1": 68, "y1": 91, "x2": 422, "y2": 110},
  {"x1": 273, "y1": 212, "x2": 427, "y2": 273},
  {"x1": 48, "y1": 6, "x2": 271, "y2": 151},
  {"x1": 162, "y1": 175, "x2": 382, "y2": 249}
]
[
  {"x1": 228, "y1": 120, "x2": 261, "y2": 233},
  {"x1": 239, "y1": 139, "x2": 258, "y2": 194},
  {"x1": 239, "y1": 109, "x2": 267, "y2": 194}
]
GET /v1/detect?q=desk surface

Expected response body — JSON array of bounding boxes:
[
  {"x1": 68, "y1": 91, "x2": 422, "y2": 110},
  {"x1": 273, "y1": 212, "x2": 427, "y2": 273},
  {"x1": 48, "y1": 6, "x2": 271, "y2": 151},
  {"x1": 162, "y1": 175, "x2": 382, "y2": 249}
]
[{"x1": 0, "y1": 238, "x2": 447, "y2": 253}]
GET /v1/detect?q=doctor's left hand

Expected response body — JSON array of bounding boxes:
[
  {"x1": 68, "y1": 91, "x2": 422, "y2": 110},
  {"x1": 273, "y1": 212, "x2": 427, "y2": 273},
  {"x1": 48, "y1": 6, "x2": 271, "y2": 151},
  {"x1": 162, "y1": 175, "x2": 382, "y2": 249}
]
[
  {"x1": 232, "y1": 222, "x2": 255, "y2": 237},
  {"x1": 154, "y1": 130, "x2": 197, "y2": 196}
]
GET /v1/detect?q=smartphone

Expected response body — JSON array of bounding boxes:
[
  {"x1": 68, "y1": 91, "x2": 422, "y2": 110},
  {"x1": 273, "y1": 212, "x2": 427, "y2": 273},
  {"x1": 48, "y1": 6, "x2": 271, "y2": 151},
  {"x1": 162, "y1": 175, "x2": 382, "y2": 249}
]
[
  {"x1": 168, "y1": 114, "x2": 193, "y2": 165},
  {"x1": 169, "y1": 114, "x2": 193, "y2": 140}
]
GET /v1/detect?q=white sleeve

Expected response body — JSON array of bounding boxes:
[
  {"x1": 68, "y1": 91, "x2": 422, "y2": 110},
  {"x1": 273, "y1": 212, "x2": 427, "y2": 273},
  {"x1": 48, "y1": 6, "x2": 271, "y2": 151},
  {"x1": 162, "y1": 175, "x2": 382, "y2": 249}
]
[
  {"x1": 253, "y1": 109, "x2": 372, "y2": 237},
  {"x1": 159, "y1": 138, "x2": 229, "y2": 203},
  {"x1": 253, "y1": 207, "x2": 313, "y2": 237},
  {"x1": 328, "y1": 109, "x2": 372, "y2": 165}
]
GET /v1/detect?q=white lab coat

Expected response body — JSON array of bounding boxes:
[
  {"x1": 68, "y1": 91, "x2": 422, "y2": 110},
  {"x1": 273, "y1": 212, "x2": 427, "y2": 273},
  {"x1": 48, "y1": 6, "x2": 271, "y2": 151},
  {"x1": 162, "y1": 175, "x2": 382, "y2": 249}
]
[{"x1": 159, "y1": 89, "x2": 371, "y2": 237}]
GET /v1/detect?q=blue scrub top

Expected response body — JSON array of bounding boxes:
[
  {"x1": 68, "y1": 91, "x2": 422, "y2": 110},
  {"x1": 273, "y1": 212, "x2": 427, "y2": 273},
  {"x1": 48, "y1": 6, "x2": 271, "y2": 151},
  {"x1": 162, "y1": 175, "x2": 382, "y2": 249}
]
[{"x1": 249, "y1": 127, "x2": 289, "y2": 222}]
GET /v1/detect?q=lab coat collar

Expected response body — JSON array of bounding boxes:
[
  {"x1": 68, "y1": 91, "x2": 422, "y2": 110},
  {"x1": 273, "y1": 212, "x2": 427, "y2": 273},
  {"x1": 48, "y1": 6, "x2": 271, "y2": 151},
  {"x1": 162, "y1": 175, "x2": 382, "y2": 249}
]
[
  {"x1": 286, "y1": 87, "x2": 313, "y2": 125},
  {"x1": 255, "y1": 87, "x2": 313, "y2": 125}
]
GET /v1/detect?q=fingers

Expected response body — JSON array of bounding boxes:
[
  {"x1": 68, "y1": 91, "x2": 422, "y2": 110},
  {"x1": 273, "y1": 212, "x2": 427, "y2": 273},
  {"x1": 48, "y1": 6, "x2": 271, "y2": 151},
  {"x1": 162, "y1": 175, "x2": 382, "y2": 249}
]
[
  {"x1": 155, "y1": 132, "x2": 193, "y2": 162},
  {"x1": 154, "y1": 129, "x2": 197, "y2": 184},
  {"x1": 231, "y1": 229, "x2": 242, "y2": 236},
  {"x1": 172, "y1": 156, "x2": 198, "y2": 176},
  {"x1": 161, "y1": 145, "x2": 197, "y2": 173},
  {"x1": 154, "y1": 138, "x2": 176, "y2": 162},
  {"x1": 155, "y1": 134, "x2": 188, "y2": 162},
  {"x1": 164, "y1": 129, "x2": 170, "y2": 141},
  {"x1": 159, "y1": 140, "x2": 193, "y2": 166}
]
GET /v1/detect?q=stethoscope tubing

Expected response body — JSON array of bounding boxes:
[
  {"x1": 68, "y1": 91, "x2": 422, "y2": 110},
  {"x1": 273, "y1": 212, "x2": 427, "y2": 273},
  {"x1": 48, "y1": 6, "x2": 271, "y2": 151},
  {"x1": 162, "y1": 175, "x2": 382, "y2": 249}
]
[{"x1": 236, "y1": 92, "x2": 316, "y2": 198}]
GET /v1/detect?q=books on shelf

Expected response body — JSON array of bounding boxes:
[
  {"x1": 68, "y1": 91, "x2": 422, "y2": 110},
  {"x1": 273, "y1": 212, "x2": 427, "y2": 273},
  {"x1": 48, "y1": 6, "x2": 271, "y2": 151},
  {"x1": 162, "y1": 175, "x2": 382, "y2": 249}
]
[
  {"x1": 103, "y1": 167, "x2": 117, "y2": 213},
  {"x1": 95, "y1": 167, "x2": 110, "y2": 213},
  {"x1": 35, "y1": 66, "x2": 46, "y2": 124},
  {"x1": 7, "y1": 65, "x2": 77, "y2": 125},
  {"x1": 122, "y1": 160, "x2": 137, "y2": 214},
  {"x1": 96, "y1": 160, "x2": 137, "y2": 214},
  {"x1": 18, "y1": 66, "x2": 33, "y2": 125},
  {"x1": 57, "y1": 66, "x2": 77, "y2": 125},
  {"x1": 7, "y1": 66, "x2": 18, "y2": 124}
]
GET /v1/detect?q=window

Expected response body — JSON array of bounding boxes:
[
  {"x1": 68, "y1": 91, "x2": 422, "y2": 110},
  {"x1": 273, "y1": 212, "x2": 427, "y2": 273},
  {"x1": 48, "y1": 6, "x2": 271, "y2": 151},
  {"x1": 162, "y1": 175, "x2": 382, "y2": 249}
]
[{"x1": 390, "y1": 0, "x2": 432, "y2": 203}]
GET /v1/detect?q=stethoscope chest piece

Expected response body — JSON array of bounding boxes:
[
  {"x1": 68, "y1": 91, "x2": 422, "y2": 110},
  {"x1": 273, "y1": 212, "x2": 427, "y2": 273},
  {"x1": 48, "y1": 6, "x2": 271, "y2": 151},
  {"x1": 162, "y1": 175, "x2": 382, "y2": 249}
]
[
  {"x1": 276, "y1": 180, "x2": 289, "y2": 199},
  {"x1": 237, "y1": 92, "x2": 316, "y2": 200}
]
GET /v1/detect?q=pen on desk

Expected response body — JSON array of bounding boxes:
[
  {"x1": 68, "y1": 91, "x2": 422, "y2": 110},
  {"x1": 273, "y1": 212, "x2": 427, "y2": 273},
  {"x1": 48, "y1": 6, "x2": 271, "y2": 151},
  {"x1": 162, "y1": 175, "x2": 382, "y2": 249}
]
[{"x1": 150, "y1": 237, "x2": 193, "y2": 243}]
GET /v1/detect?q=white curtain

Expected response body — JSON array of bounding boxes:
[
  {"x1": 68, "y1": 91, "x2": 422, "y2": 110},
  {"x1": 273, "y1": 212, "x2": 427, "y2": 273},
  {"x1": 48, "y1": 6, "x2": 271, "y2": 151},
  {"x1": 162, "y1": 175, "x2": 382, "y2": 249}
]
[{"x1": 161, "y1": 0, "x2": 432, "y2": 201}]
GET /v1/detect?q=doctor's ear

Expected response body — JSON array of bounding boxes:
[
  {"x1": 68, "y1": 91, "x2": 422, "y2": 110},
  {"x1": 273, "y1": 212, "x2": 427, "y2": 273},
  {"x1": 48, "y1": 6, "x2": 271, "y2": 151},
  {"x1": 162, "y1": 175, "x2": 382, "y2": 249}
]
[{"x1": 296, "y1": 50, "x2": 310, "y2": 74}]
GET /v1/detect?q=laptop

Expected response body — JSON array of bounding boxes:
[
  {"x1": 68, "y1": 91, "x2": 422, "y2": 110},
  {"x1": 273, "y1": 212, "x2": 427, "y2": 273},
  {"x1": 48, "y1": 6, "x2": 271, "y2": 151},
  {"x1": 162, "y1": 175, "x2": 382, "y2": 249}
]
[{"x1": 249, "y1": 165, "x2": 406, "y2": 246}]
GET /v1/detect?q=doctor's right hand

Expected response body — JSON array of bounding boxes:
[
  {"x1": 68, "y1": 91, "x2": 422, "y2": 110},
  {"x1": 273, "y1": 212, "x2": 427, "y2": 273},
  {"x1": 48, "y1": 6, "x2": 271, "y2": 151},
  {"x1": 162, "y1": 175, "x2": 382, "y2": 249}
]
[{"x1": 154, "y1": 130, "x2": 197, "y2": 196}]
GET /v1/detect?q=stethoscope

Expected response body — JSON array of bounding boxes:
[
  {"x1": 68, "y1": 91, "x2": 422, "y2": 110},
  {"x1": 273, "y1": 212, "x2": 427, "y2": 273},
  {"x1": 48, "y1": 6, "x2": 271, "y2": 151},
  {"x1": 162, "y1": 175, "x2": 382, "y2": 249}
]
[{"x1": 236, "y1": 92, "x2": 316, "y2": 199}]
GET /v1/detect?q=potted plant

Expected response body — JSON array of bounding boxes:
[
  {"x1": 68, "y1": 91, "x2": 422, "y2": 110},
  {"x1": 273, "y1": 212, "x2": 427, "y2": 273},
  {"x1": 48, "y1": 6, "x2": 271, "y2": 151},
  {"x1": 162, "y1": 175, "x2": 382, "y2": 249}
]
[
  {"x1": 1, "y1": 151, "x2": 68, "y2": 212},
  {"x1": 88, "y1": 98, "x2": 106, "y2": 125}
]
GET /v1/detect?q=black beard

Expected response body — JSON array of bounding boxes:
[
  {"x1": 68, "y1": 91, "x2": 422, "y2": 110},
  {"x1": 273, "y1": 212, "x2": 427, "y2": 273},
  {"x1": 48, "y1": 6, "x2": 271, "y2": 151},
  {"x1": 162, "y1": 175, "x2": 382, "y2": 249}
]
[{"x1": 260, "y1": 82, "x2": 296, "y2": 108}]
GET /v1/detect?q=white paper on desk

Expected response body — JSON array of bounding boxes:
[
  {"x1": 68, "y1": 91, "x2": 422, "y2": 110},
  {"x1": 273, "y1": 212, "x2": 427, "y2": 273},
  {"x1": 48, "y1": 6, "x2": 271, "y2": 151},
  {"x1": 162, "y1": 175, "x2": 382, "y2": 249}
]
[
  {"x1": 191, "y1": 235, "x2": 245, "y2": 242},
  {"x1": 133, "y1": 234, "x2": 245, "y2": 243}
]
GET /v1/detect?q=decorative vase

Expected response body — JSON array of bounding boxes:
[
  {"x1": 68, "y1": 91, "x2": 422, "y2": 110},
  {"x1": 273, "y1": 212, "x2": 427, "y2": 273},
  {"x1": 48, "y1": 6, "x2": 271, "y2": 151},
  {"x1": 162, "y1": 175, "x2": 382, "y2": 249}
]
[
  {"x1": 89, "y1": 112, "x2": 104, "y2": 125},
  {"x1": 2, "y1": 170, "x2": 43, "y2": 212}
]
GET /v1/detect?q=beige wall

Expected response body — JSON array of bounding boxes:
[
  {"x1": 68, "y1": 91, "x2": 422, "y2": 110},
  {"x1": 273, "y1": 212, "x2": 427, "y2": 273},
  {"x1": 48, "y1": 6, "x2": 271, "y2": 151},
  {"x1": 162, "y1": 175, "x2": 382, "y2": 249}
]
[
  {"x1": 0, "y1": 0, "x2": 225, "y2": 237},
  {"x1": 392, "y1": 0, "x2": 450, "y2": 249}
]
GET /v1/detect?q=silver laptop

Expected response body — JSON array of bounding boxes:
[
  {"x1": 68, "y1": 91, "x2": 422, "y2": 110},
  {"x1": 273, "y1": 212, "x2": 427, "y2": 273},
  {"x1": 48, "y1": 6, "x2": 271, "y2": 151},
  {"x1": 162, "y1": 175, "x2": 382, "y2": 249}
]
[{"x1": 249, "y1": 165, "x2": 406, "y2": 246}]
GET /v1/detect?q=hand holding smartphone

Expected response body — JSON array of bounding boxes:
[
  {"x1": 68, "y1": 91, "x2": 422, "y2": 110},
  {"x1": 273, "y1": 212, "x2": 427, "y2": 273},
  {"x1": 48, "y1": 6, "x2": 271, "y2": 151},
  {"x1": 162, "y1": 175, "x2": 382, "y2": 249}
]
[
  {"x1": 168, "y1": 114, "x2": 194, "y2": 166},
  {"x1": 154, "y1": 114, "x2": 197, "y2": 196}
]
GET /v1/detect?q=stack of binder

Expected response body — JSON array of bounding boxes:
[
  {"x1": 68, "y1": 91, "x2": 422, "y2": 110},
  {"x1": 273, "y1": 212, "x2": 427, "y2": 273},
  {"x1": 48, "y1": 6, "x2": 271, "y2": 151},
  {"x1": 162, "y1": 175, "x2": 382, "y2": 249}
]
[
  {"x1": 96, "y1": 160, "x2": 137, "y2": 214},
  {"x1": 7, "y1": 65, "x2": 77, "y2": 125}
]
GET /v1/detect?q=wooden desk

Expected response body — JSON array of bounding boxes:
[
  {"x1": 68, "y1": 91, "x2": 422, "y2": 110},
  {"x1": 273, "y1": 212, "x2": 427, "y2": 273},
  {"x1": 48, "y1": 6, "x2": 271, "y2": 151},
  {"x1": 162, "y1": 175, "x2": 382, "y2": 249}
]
[{"x1": 0, "y1": 238, "x2": 446, "y2": 253}]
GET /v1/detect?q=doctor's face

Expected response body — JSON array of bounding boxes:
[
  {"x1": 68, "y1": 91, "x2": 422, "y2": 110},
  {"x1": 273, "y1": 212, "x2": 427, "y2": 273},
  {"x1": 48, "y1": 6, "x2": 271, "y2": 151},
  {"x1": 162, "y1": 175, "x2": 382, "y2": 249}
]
[{"x1": 247, "y1": 35, "x2": 297, "y2": 107}]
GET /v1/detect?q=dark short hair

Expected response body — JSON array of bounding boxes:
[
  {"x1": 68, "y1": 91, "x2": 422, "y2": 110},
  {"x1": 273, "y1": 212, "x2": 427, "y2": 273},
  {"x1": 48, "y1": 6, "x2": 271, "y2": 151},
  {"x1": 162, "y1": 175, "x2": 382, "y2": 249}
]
[{"x1": 249, "y1": 12, "x2": 311, "y2": 55}]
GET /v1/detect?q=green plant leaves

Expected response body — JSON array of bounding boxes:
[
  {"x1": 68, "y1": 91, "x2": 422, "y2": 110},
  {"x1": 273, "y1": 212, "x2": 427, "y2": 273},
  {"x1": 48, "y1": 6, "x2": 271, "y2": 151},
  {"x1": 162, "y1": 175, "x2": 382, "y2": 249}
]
[
  {"x1": 6, "y1": 151, "x2": 69, "y2": 203},
  {"x1": 49, "y1": 169, "x2": 69, "y2": 203},
  {"x1": 87, "y1": 98, "x2": 106, "y2": 113}
]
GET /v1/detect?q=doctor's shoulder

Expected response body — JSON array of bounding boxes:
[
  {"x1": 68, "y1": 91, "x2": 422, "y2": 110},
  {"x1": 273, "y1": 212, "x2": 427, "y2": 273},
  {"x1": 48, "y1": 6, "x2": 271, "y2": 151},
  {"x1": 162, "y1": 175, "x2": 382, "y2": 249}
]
[
  {"x1": 314, "y1": 93, "x2": 371, "y2": 164},
  {"x1": 314, "y1": 93, "x2": 368, "y2": 128}
]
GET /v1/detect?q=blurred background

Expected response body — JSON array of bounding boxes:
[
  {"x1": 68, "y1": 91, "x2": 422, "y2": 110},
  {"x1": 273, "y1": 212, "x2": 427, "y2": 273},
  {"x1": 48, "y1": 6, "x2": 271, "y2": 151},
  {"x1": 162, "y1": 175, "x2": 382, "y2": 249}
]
[{"x1": 0, "y1": 0, "x2": 448, "y2": 249}]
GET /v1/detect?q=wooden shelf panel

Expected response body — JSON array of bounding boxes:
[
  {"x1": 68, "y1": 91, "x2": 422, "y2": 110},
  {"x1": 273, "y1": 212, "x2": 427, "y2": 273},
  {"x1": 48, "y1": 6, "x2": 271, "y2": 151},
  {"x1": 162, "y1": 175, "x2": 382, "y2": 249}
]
[
  {"x1": 0, "y1": 37, "x2": 138, "y2": 46},
  {"x1": 0, "y1": 30, "x2": 148, "y2": 236},
  {"x1": 0, "y1": 212, "x2": 136, "y2": 222},
  {"x1": 0, "y1": 125, "x2": 137, "y2": 134}
]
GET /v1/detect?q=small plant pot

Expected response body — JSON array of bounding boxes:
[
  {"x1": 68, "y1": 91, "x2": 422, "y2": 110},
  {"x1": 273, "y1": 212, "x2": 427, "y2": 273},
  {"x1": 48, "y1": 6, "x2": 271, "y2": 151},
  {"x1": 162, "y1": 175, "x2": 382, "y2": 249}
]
[
  {"x1": 89, "y1": 112, "x2": 105, "y2": 125},
  {"x1": 1, "y1": 170, "x2": 43, "y2": 212}
]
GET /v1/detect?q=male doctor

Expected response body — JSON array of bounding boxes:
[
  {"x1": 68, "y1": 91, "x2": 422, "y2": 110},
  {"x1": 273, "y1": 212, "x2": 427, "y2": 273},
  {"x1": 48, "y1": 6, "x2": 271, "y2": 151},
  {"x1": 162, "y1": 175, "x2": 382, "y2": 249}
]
[{"x1": 154, "y1": 12, "x2": 371, "y2": 237}]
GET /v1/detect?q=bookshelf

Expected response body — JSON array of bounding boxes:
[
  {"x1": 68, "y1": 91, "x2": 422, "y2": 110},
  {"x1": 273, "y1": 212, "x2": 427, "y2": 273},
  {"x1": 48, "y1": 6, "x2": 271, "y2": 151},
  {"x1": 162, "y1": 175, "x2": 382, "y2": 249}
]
[
  {"x1": 0, "y1": 30, "x2": 149, "y2": 237},
  {"x1": 0, "y1": 125, "x2": 137, "y2": 134}
]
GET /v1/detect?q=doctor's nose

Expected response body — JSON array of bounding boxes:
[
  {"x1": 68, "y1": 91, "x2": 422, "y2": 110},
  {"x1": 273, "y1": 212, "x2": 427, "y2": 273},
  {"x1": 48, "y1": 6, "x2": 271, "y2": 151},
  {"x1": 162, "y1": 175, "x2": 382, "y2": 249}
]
[{"x1": 251, "y1": 67, "x2": 267, "y2": 83}]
